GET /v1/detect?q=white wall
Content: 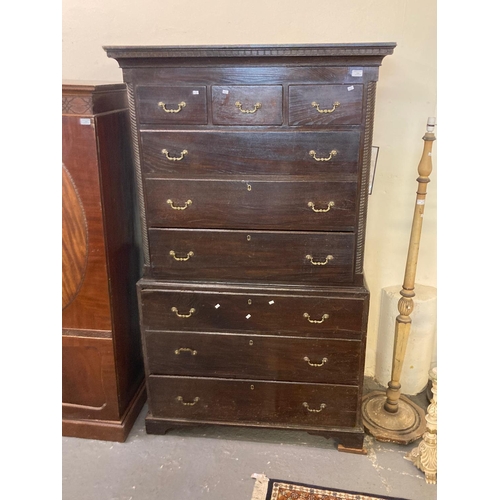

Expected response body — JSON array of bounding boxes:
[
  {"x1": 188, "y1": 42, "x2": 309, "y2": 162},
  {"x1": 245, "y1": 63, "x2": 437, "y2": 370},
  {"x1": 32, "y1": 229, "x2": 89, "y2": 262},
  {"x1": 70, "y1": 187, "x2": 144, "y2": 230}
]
[{"x1": 62, "y1": 0, "x2": 437, "y2": 377}]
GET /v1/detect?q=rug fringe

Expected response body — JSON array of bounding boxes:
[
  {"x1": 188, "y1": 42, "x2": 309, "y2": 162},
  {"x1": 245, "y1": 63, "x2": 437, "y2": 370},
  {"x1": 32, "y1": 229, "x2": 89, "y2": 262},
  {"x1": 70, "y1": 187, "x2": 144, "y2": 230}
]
[{"x1": 250, "y1": 473, "x2": 269, "y2": 500}]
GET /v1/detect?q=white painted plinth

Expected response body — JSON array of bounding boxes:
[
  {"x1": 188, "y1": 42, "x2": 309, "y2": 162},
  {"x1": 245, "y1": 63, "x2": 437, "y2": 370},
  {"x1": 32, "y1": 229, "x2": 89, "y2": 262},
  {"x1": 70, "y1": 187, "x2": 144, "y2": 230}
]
[{"x1": 374, "y1": 284, "x2": 437, "y2": 395}]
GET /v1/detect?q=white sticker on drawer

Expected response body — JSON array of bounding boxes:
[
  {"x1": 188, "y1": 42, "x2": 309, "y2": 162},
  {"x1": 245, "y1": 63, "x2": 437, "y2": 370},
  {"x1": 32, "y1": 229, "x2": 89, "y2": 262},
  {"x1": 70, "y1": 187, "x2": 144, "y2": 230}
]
[
  {"x1": 347, "y1": 86, "x2": 354, "y2": 91},
  {"x1": 192, "y1": 90, "x2": 199, "y2": 95},
  {"x1": 215, "y1": 304, "x2": 221, "y2": 309},
  {"x1": 269, "y1": 300, "x2": 275, "y2": 305},
  {"x1": 246, "y1": 314, "x2": 251, "y2": 319},
  {"x1": 79, "y1": 118, "x2": 91, "y2": 125},
  {"x1": 222, "y1": 89, "x2": 229, "y2": 94},
  {"x1": 351, "y1": 69, "x2": 363, "y2": 77}
]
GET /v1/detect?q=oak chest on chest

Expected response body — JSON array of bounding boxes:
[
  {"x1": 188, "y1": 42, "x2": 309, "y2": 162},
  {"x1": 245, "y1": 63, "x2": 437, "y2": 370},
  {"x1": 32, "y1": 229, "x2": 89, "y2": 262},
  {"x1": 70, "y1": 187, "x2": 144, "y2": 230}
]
[{"x1": 105, "y1": 43, "x2": 395, "y2": 452}]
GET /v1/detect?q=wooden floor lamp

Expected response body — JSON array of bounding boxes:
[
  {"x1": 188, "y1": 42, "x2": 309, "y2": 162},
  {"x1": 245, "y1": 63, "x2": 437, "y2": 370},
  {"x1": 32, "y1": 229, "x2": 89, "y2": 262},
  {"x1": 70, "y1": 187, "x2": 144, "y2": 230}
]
[{"x1": 361, "y1": 118, "x2": 436, "y2": 444}]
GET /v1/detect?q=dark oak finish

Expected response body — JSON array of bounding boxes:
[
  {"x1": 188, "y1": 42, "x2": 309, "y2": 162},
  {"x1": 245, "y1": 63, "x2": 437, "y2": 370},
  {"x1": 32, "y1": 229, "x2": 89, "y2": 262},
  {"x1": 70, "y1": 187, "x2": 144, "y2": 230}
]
[
  {"x1": 140, "y1": 130, "x2": 361, "y2": 178},
  {"x1": 139, "y1": 285, "x2": 369, "y2": 337},
  {"x1": 145, "y1": 331, "x2": 361, "y2": 384},
  {"x1": 136, "y1": 85, "x2": 208, "y2": 125},
  {"x1": 148, "y1": 375, "x2": 359, "y2": 428},
  {"x1": 62, "y1": 82, "x2": 145, "y2": 441},
  {"x1": 145, "y1": 178, "x2": 357, "y2": 231},
  {"x1": 104, "y1": 43, "x2": 395, "y2": 452},
  {"x1": 212, "y1": 85, "x2": 283, "y2": 125},
  {"x1": 149, "y1": 228, "x2": 355, "y2": 284},
  {"x1": 289, "y1": 84, "x2": 363, "y2": 126}
]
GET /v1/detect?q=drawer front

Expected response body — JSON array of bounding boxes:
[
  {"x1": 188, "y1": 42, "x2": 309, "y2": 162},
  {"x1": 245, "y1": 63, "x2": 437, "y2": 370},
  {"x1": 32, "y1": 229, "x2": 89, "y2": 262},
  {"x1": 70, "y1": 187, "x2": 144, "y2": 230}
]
[
  {"x1": 136, "y1": 86, "x2": 208, "y2": 124},
  {"x1": 289, "y1": 85, "x2": 363, "y2": 126},
  {"x1": 212, "y1": 85, "x2": 283, "y2": 125},
  {"x1": 140, "y1": 288, "x2": 367, "y2": 337},
  {"x1": 149, "y1": 228, "x2": 355, "y2": 285},
  {"x1": 140, "y1": 131, "x2": 361, "y2": 177},
  {"x1": 145, "y1": 178, "x2": 357, "y2": 231},
  {"x1": 148, "y1": 375, "x2": 359, "y2": 428},
  {"x1": 145, "y1": 331, "x2": 362, "y2": 384}
]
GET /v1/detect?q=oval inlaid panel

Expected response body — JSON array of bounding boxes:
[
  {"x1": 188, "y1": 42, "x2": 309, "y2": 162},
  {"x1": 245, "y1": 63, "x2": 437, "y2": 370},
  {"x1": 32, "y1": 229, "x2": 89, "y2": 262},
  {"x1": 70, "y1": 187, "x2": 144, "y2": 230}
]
[{"x1": 62, "y1": 163, "x2": 88, "y2": 309}]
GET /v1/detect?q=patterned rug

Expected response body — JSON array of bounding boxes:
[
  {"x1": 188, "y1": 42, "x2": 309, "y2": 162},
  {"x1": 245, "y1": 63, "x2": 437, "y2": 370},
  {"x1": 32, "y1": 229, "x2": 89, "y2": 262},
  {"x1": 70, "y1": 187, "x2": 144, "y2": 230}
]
[{"x1": 250, "y1": 474, "x2": 408, "y2": 500}]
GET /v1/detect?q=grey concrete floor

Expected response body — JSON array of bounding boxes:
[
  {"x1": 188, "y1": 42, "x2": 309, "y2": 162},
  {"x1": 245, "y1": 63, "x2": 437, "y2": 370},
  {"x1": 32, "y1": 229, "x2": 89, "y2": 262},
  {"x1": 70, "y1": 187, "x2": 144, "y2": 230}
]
[{"x1": 62, "y1": 379, "x2": 437, "y2": 500}]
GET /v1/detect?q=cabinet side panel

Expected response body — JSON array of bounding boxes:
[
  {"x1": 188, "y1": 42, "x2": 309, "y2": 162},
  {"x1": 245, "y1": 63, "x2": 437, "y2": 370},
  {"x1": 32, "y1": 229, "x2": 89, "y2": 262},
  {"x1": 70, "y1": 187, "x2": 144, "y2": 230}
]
[{"x1": 96, "y1": 109, "x2": 145, "y2": 415}]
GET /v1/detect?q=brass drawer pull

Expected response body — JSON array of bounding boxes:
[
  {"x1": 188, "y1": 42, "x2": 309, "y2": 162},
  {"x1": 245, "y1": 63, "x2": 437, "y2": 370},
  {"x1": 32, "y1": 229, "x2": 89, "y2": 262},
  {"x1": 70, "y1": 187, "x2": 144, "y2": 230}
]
[
  {"x1": 176, "y1": 396, "x2": 200, "y2": 406},
  {"x1": 311, "y1": 101, "x2": 340, "y2": 114},
  {"x1": 303, "y1": 402, "x2": 326, "y2": 413},
  {"x1": 169, "y1": 250, "x2": 194, "y2": 261},
  {"x1": 308, "y1": 201, "x2": 335, "y2": 213},
  {"x1": 304, "y1": 356, "x2": 328, "y2": 367},
  {"x1": 167, "y1": 199, "x2": 192, "y2": 210},
  {"x1": 158, "y1": 101, "x2": 186, "y2": 113},
  {"x1": 309, "y1": 150, "x2": 338, "y2": 162},
  {"x1": 305, "y1": 254, "x2": 334, "y2": 266},
  {"x1": 235, "y1": 101, "x2": 262, "y2": 114},
  {"x1": 171, "y1": 307, "x2": 195, "y2": 318},
  {"x1": 175, "y1": 348, "x2": 197, "y2": 355},
  {"x1": 303, "y1": 313, "x2": 329, "y2": 324},
  {"x1": 161, "y1": 149, "x2": 188, "y2": 161}
]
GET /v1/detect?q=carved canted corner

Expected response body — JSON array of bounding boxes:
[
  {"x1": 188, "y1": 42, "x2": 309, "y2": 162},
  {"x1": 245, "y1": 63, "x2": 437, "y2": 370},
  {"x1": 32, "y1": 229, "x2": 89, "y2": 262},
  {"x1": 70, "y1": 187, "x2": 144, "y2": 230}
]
[
  {"x1": 356, "y1": 81, "x2": 377, "y2": 274},
  {"x1": 126, "y1": 83, "x2": 150, "y2": 267}
]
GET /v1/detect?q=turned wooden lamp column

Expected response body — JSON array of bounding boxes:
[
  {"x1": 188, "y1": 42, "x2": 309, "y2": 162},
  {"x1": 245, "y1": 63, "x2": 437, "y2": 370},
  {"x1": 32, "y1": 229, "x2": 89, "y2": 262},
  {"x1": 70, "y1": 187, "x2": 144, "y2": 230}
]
[{"x1": 361, "y1": 118, "x2": 436, "y2": 444}]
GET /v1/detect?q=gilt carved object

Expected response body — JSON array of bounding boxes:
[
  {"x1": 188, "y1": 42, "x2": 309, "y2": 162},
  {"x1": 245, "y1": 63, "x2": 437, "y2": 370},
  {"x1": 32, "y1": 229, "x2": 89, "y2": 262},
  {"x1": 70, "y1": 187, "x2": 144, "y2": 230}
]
[{"x1": 405, "y1": 366, "x2": 437, "y2": 484}]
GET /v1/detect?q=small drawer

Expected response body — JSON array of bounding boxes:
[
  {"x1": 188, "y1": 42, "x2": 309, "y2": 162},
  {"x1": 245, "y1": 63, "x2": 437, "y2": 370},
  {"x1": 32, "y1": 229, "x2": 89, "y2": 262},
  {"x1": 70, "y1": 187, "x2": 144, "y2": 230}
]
[
  {"x1": 136, "y1": 86, "x2": 208, "y2": 124},
  {"x1": 140, "y1": 130, "x2": 361, "y2": 177},
  {"x1": 145, "y1": 331, "x2": 362, "y2": 384},
  {"x1": 149, "y1": 228, "x2": 355, "y2": 285},
  {"x1": 212, "y1": 85, "x2": 283, "y2": 125},
  {"x1": 148, "y1": 375, "x2": 359, "y2": 428},
  {"x1": 289, "y1": 84, "x2": 363, "y2": 126},
  {"x1": 145, "y1": 178, "x2": 357, "y2": 231},
  {"x1": 139, "y1": 285, "x2": 368, "y2": 337}
]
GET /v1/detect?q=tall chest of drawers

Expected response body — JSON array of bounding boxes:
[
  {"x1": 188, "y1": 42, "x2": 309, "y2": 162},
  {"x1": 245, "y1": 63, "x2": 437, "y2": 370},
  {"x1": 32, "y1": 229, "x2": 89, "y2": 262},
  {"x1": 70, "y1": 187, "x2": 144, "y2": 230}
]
[{"x1": 105, "y1": 43, "x2": 395, "y2": 452}]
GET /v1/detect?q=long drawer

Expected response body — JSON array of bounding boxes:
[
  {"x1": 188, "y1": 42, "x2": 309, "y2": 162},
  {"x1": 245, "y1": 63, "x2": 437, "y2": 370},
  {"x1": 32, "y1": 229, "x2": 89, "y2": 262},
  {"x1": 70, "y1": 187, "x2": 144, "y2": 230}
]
[
  {"x1": 140, "y1": 131, "x2": 361, "y2": 177},
  {"x1": 149, "y1": 228, "x2": 355, "y2": 284},
  {"x1": 145, "y1": 331, "x2": 361, "y2": 384},
  {"x1": 148, "y1": 375, "x2": 359, "y2": 428},
  {"x1": 145, "y1": 178, "x2": 357, "y2": 231},
  {"x1": 139, "y1": 287, "x2": 368, "y2": 337}
]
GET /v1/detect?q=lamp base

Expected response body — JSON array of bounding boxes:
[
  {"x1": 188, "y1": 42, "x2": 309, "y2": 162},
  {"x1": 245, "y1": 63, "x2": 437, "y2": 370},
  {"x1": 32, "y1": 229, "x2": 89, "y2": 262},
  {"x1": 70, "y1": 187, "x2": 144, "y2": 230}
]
[{"x1": 361, "y1": 391, "x2": 427, "y2": 445}]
